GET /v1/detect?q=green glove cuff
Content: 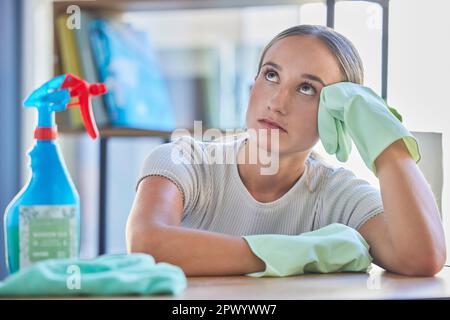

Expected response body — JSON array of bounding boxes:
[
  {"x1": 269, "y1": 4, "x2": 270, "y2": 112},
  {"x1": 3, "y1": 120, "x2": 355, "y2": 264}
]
[{"x1": 243, "y1": 223, "x2": 373, "y2": 277}]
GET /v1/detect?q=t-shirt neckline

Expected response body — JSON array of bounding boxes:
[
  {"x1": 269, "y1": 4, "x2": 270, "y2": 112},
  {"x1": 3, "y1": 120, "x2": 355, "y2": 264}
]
[{"x1": 231, "y1": 136, "x2": 309, "y2": 208}]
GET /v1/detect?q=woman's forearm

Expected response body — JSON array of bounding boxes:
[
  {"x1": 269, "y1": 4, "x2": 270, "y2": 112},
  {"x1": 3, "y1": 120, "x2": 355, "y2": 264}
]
[
  {"x1": 374, "y1": 139, "x2": 446, "y2": 271},
  {"x1": 127, "y1": 224, "x2": 266, "y2": 276}
]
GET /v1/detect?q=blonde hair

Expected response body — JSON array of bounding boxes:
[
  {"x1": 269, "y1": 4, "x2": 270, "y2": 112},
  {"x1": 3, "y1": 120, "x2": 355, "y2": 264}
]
[{"x1": 257, "y1": 24, "x2": 364, "y2": 85}]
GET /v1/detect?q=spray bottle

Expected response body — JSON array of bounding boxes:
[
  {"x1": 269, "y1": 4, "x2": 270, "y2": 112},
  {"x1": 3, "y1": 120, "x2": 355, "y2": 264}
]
[{"x1": 3, "y1": 73, "x2": 107, "y2": 273}]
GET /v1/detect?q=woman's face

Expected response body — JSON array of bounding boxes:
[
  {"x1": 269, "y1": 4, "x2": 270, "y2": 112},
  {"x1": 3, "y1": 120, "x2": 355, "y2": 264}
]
[{"x1": 246, "y1": 35, "x2": 343, "y2": 155}]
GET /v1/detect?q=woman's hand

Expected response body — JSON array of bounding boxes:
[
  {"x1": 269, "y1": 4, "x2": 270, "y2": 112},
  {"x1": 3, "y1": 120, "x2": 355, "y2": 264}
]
[{"x1": 317, "y1": 82, "x2": 420, "y2": 176}]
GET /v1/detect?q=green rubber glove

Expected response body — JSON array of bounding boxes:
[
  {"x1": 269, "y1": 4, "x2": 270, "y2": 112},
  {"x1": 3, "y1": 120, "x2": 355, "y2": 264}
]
[
  {"x1": 318, "y1": 82, "x2": 421, "y2": 176},
  {"x1": 0, "y1": 253, "x2": 187, "y2": 296},
  {"x1": 243, "y1": 223, "x2": 373, "y2": 277}
]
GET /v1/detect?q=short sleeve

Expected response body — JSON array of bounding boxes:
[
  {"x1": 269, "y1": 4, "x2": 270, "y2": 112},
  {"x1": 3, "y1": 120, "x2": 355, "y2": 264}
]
[
  {"x1": 136, "y1": 135, "x2": 208, "y2": 215},
  {"x1": 320, "y1": 167, "x2": 384, "y2": 230}
]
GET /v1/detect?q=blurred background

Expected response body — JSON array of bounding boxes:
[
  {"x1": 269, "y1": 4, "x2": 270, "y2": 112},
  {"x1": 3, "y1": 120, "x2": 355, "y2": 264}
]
[{"x1": 1, "y1": 0, "x2": 449, "y2": 278}]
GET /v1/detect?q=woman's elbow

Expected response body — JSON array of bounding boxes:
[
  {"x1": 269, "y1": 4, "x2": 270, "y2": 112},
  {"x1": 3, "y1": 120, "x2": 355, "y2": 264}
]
[
  {"x1": 396, "y1": 249, "x2": 446, "y2": 277},
  {"x1": 125, "y1": 222, "x2": 160, "y2": 255}
]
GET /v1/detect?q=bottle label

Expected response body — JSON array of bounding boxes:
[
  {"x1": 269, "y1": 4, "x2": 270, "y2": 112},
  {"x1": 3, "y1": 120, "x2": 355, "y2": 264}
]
[{"x1": 19, "y1": 205, "x2": 78, "y2": 269}]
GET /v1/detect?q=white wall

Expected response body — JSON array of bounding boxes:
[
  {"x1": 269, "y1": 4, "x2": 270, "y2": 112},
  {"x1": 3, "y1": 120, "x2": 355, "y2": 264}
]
[{"x1": 21, "y1": 0, "x2": 54, "y2": 185}]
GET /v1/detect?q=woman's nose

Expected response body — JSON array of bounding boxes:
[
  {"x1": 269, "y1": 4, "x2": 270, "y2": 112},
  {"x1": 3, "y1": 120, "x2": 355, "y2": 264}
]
[{"x1": 268, "y1": 88, "x2": 290, "y2": 114}]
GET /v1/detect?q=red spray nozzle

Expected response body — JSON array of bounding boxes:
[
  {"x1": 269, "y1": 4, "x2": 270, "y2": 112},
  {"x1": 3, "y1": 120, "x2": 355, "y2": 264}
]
[
  {"x1": 89, "y1": 83, "x2": 107, "y2": 96},
  {"x1": 61, "y1": 73, "x2": 108, "y2": 139}
]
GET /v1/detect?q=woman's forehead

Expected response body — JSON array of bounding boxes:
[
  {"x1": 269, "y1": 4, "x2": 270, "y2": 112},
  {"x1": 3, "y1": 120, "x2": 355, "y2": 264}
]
[{"x1": 263, "y1": 35, "x2": 342, "y2": 84}]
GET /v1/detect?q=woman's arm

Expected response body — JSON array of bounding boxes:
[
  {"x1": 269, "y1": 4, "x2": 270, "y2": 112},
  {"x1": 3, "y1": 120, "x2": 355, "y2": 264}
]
[
  {"x1": 126, "y1": 176, "x2": 265, "y2": 276},
  {"x1": 358, "y1": 139, "x2": 446, "y2": 276}
]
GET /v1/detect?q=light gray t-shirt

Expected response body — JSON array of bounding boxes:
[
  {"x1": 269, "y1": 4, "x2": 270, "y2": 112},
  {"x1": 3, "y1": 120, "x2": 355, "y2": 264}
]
[{"x1": 136, "y1": 134, "x2": 384, "y2": 236}]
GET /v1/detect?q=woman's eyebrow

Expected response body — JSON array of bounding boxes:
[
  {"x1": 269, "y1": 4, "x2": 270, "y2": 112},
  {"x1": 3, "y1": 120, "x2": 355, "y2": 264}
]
[
  {"x1": 262, "y1": 61, "x2": 283, "y2": 71},
  {"x1": 262, "y1": 61, "x2": 326, "y2": 86},
  {"x1": 302, "y1": 73, "x2": 326, "y2": 86}
]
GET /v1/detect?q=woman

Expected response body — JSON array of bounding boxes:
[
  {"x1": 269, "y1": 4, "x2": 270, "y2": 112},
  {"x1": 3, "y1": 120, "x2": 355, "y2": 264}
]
[{"x1": 126, "y1": 25, "x2": 446, "y2": 277}]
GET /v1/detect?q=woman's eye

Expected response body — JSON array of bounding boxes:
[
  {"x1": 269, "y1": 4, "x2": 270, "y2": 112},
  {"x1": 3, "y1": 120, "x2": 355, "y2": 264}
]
[
  {"x1": 298, "y1": 83, "x2": 316, "y2": 96},
  {"x1": 264, "y1": 71, "x2": 278, "y2": 82}
]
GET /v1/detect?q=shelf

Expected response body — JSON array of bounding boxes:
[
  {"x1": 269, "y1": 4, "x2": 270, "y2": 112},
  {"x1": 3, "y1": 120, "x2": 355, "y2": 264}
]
[
  {"x1": 58, "y1": 126, "x2": 172, "y2": 138},
  {"x1": 57, "y1": 126, "x2": 239, "y2": 139},
  {"x1": 53, "y1": 0, "x2": 324, "y2": 14}
]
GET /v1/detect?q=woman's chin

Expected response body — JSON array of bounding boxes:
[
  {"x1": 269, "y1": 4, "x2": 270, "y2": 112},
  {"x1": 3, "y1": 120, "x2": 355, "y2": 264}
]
[
  {"x1": 254, "y1": 137, "x2": 284, "y2": 154},
  {"x1": 244, "y1": 127, "x2": 288, "y2": 153}
]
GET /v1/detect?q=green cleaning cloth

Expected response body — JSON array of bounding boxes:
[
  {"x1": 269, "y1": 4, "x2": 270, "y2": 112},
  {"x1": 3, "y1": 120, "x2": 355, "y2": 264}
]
[
  {"x1": 243, "y1": 223, "x2": 373, "y2": 277},
  {"x1": 318, "y1": 82, "x2": 421, "y2": 176},
  {"x1": 0, "y1": 253, "x2": 187, "y2": 296}
]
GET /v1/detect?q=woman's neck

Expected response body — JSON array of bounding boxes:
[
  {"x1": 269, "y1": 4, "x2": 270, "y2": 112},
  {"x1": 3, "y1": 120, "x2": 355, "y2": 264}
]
[{"x1": 236, "y1": 138, "x2": 309, "y2": 203}]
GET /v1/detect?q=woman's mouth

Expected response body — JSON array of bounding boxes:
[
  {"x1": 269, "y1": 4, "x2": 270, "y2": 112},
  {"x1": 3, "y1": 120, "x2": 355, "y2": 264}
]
[{"x1": 258, "y1": 119, "x2": 287, "y2": 133}]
